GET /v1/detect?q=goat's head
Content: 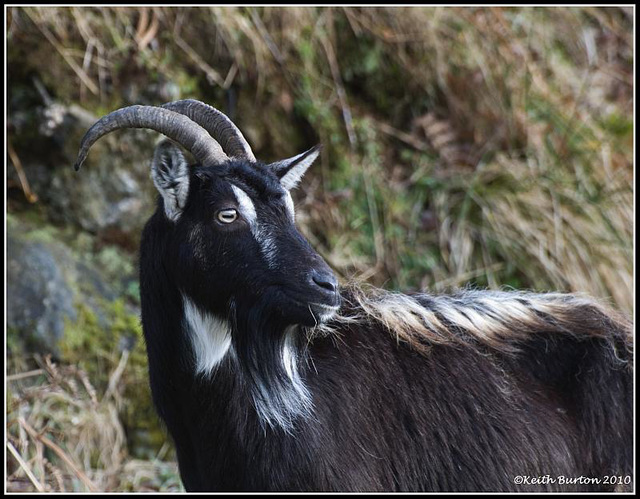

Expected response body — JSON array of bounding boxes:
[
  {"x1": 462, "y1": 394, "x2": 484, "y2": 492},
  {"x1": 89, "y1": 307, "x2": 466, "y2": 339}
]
[{"x1": 74, "y1": 100, "x2": 340, "y2": 329}]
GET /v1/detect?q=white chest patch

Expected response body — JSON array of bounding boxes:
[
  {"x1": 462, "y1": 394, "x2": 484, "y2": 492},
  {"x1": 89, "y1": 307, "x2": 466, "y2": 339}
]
[{"x1": 182, "y1": 295, "x2": 232, "y2": 376}]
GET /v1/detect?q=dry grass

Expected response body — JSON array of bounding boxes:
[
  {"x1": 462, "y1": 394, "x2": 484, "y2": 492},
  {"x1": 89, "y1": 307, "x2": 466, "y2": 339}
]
[
  {"x1": 6, "y1": 6, "x2": 634, "y2": 492},
  {"x1": 6, "y1": 354, "x2": 183, "y2": 492},
  {"x1": 8, "y1": 6, "x2": 633, "y2": 311}
]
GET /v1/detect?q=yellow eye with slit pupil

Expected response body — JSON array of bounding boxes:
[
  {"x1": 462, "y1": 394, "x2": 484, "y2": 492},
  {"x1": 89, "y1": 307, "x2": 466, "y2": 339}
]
[{"x1": 217, "y1": 209, "x2": 238, "y2": 224}]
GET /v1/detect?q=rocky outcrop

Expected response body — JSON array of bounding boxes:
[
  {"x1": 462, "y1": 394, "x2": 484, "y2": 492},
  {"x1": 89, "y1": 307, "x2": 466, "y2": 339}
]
[
  {"x1": 7, "y1": 231, "x2": 77, "y2": 353},
  {"x1": 6, "y1": 218, "x2": 132, "y2": 356},
  {"x1": 9, "y1": 98, "x2": 159, "y2": 239}
]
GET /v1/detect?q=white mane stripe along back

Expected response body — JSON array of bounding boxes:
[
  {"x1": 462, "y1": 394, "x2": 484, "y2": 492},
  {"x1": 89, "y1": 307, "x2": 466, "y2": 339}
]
[{"x1": 314, "y1": 284, "x2": 632, "y2": 361}]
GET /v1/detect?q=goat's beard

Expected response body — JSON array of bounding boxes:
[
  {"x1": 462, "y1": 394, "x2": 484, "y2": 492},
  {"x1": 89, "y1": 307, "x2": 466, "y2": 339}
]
[{"x1": 229, "y1": 294, "x2": 313, "y2": 433}]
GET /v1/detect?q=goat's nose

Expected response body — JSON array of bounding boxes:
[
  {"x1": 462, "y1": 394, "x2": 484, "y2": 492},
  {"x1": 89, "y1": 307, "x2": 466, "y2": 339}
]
[{"x1": 310, "y1": 269, "x2": 338, "y2": 294}]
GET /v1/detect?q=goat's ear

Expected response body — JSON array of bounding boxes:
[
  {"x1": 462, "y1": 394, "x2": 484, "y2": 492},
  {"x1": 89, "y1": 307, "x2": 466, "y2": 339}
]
[
  {"x1": 151, "y1": 140, "x2": 190, "y2": 222},
  {"x1": 268, "y1": 145, "x2": 321, "y2": 191}
]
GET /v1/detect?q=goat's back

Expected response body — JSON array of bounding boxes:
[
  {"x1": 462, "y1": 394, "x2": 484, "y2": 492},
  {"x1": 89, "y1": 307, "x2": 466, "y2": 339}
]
[{"x1": 291, "y1": 287, "x2": 633, "y2": 492}]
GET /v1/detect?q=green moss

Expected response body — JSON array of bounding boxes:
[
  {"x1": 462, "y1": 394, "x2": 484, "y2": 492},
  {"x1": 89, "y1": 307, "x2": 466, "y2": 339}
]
[
  {"x1": 94, "y1": 246, "x2": 135, "y2": 282},
  {"x1": 60, "y1": 299, "x2": 168, "y2": 459},
  {"x1": 599, "y1": 112, "x2": 633, "y2": 138}
]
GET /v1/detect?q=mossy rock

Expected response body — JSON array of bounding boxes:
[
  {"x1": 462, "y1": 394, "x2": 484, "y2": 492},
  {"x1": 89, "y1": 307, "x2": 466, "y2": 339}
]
[{"x1": 6, "y1": 213, "x2": 137, "y2": 356}]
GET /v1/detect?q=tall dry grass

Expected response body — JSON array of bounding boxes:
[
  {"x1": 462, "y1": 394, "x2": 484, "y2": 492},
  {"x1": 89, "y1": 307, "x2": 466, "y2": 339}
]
[
  {"x1": 6, "y1": 355, "x2": 182, "y2": 492},
  {"x1": 9, "y1": 6, "x2": 632, "y2": 309},
  {"x1": 6, "y1": 6, "x2": 634, "y2": 492}
]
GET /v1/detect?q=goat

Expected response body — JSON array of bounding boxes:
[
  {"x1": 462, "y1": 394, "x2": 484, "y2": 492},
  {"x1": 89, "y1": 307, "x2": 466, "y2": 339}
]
[{"x1": 74, "y1": 99, "x2": 633, "y2": 492}]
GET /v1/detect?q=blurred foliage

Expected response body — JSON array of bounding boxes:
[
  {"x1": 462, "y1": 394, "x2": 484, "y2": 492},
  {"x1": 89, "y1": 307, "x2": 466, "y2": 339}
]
[{"x1": 6, "y1": 6, "x2": 634, "y2": 492}]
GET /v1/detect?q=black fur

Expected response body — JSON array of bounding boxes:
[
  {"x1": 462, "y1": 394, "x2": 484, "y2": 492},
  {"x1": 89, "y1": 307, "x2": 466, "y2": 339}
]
[{"x1": 139, "y1": 160, "x2": 633, "y2": 492}]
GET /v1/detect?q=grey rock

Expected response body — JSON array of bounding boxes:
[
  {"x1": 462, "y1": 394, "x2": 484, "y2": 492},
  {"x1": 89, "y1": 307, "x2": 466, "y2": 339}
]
[
  {"x1": 11, "y1": 101, "x2": 158, "y2": 237},
  {"x1": 6, "y1": 223, "x2": 126, "y2": 356},
  {"x1": 7, "y1": 232, "x2": 77, "y2": 354}
]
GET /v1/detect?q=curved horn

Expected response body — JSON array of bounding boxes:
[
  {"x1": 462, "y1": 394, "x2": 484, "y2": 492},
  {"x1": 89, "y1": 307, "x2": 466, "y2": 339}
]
[
  {"x1": 161, "y1": 99, "x2": 256, "y2": 162},
  {"x1": 73, "y1": 105, "x2": 229, "y2": 171}
]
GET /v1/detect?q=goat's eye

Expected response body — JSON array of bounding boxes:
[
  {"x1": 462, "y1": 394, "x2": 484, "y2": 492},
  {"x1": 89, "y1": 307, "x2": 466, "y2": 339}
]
[{"x1": 216, "y1": 209, "x2": 238, "y2": 224}]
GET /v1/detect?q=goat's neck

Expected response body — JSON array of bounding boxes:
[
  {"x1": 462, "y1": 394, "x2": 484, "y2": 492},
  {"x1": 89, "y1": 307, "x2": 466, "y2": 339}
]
[{"x1": 182, "y1": 294, "x2": 313, "y2": 433}]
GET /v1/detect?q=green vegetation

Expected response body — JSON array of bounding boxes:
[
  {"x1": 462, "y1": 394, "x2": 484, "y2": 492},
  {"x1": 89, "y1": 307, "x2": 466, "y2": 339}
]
[
  {"x1": 60, "y1": 300, "x2": 165, "y2": 459},
  {"x1": 7, "y1": 6, "x2": 633, "y2": 492}
]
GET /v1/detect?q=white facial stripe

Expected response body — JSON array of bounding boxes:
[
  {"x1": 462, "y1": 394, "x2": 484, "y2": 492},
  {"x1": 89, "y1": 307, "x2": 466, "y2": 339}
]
[
  {"x1": 230, "y1": 185, "x2": 257, "y2": 227},
  {"x1": 182, "y1": 295, "x2": 232, "y2": 376},
  {"x1": 230, "y1": 184, "x2": 279, "y2": 269}
]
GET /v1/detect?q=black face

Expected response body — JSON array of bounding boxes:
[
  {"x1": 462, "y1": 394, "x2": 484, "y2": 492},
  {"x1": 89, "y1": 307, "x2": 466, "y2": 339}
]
[{"x1": 168, "y1": 159, "x2": 340, "y2": 328}]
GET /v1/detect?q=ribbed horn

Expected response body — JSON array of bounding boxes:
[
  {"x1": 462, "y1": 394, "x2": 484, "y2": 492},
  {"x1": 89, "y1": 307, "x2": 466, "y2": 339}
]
[
  {"x1": 161, "y1": 99, "x2": 256, "y2": 162},
  {"x1": 73, "y1": 105, "x2": 229, "y2": 171}
]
